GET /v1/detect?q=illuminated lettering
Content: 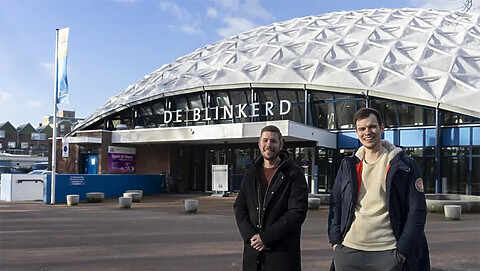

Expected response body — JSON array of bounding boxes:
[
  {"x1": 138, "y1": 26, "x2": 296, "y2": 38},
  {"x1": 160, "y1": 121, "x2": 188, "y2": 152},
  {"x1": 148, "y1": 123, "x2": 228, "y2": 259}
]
[{"x1": 266, "y1": 101, "x2": 274, "y2": 116}]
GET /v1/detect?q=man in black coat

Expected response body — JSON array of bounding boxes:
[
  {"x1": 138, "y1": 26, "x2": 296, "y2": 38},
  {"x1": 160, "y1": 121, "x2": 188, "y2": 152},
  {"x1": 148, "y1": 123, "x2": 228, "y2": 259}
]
[{"x1": 234, "y1": 125, "x2": 309, "y2": 271}]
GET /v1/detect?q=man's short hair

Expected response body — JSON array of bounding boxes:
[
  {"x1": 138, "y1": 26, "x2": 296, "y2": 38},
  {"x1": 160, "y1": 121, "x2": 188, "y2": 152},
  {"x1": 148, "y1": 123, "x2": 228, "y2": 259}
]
[
  {"x1": 353, "y1": 108, "x2": 383, "y2": 128},
  {"x1": 260, "y1": 125, "x2": 283, "y2": 142}
]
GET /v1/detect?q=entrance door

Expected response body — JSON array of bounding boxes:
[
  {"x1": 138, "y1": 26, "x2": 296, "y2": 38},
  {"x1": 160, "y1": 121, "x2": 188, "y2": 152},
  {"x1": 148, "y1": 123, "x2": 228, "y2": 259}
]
[
  {"x1": 232, "y1": 148, "x2": 253, "y2": 192},
  {"x1": 191, "y1": 149, "x2": 206, "y2": 191},
  {"x1": 82, "y1": 154, "x2": 98, "y2": 174}
]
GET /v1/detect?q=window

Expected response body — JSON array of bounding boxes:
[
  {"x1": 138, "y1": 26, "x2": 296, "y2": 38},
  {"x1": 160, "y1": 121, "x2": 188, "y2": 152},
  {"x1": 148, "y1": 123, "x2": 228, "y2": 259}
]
[
  {"x1": 60, "y1": 125, "x2": 65, "y2": 132},
  {"x1": 398, "y1": 103, "x2": 423, "y2": 126},
  {"x1": 258, "y1": 90, "x2": 280, "y2": 121},
  {"x1": 8, "y1": 141, "x2": 16, "y2": 148},
  {"x1": 372, "y1": 99, "x2": 398, "y2": 127},
  {"x1": 336, "y1": 100, "x2": 357, "y2": 129},
  {"x1": 0, "y1": 130, "x2": 5, "y2": 138},
  {"x1": 31, "y1": 133, "x2": 46, "y2": 140},
  {"x1": 21, "y1": 142, "x2": 29, "y2": 149}
]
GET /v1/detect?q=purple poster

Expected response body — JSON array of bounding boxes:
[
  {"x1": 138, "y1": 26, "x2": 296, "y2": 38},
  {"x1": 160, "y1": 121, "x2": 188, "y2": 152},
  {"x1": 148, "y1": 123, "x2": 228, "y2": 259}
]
[{"x1": 108, "y1": 153, "x2": 136, "y2": 173}]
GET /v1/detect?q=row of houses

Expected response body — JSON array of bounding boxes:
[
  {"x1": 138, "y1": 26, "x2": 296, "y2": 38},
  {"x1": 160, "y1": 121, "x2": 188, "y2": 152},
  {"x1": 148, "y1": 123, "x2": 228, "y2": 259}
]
[{"x1": 0, "y1": 110, "x2": 83, "y2": 156}]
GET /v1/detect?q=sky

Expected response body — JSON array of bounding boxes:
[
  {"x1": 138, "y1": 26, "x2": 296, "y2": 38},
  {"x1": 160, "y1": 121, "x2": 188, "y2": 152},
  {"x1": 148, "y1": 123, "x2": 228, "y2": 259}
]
[{"x1": 0, "y1": 0, "x2": 471, "y2": 128}]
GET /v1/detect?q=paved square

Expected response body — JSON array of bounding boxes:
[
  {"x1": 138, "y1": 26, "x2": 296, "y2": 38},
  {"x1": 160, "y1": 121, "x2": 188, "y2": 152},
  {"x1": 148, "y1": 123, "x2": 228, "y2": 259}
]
[{"x1": 1, "y1": 194, "x2": 479, "y2": 270}]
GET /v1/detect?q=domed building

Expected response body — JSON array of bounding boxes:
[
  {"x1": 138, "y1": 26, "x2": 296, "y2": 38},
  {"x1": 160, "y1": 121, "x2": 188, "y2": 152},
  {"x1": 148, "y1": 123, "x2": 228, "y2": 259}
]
[{"x1": 62, "y1": 8, "x2": 480, "y2": 195}]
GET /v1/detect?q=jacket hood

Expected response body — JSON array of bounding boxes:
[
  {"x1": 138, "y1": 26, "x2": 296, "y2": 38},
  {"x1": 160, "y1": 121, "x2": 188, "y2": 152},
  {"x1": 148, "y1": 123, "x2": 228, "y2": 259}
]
[{"x1": 355, "y1": 140, "x2": 403, "y2": 164}]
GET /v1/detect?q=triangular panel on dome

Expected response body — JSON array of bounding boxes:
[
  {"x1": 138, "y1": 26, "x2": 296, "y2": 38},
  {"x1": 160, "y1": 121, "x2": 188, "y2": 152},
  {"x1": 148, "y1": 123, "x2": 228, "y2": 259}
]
[
  {"x1": 289, "y1": 59, "x2": 317, "y2": 82},
  {"x1": 302, "y1": 41, "x2": 331, "y2": 59},
  {"x1": 284, "y1": 42, "x2": 308, "y2": 58},
  {"x1": 453, "y1": 54, "x2": 480, "y2": 73},
  {"x1": 357, "y1": 43, "x2": 390, "y2": 64},
  {"x1": 440, "y1": 77, "x2": 480, "y2": 112},
  {"x1": 347, "y1": 24, "x2": 374, "y2": 40},
  {"x1": 334, "y1": 38, "x2": 363, "y2": 58},
  {"x1": 400, "y1": 26, "x2": 432, "y2": 44},
  {"x1": 393, "y1": 41, "x2": 426, "y2": 62},
  {"x1": 315, "y1": 68, "x2": 369, "y2": 89},
  {"x1": 322, "y1": 58, "x2": 351, "y2": 70},
  {"x1": 463, "y1": 27, "x2": 480, "y2": 48},
  {"x1": 384, "y1": 12, "x2": 411, "y2": 26},
  {"x1": 256, "y1": 61, "x2": 292, "y2": 82},
  {"x1": 451, "y1": 74, "x2": 480, "y2": 90},
  {"x1": 409, "y1": 17, "x2": 436, "y2": 30},
  {"x1": 419, "y1": 48, "x2": 453, "y2": 72},
  {"x1": 348, "y1": 60, "x2": 379, "y2": 86},
  {"x1": 368, "y1": 29, "x2": 398, "y2": 47}
]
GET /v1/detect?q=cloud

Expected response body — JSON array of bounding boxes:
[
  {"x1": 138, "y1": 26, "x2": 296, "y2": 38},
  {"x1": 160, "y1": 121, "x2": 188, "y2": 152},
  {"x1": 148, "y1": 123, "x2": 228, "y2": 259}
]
[
  {"x1": 213, "y1": 0, "x2": 240, "y2": 11},
  {"x1": 180, "y1": 24, "x2": 202, "y2": 35},
  {"x1": 40, "y1": 62, "x2": 55, "y2": 79},
  {"x1": 159, "y1": 2, "x2": 204, "y2": 35},
  {"x1": 241, "y1": 0, "x2": 274, "y2": 20},
  {"x1": 218, "y1": 17, "x2": 258, "y2": 38},
  {"x1": 207, "y1": 7, "x2": 218, "y2": 18},
  {"x1": 0, "y1": 91, "x2": 11, "y2": 104},
  {"x1": 159, "y1": 1, "x2": 191, "y2": 20},
  {"x1": 27, "y1": 100, "x2": 45, "y2": 108},
  {"x1": 411, "y1": 0, "x2": 465, "y2": 10}
]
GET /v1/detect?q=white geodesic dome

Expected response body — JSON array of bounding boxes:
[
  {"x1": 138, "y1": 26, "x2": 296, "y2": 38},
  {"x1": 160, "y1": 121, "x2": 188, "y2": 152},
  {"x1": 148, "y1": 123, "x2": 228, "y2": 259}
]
[{"x1": 77, "y1": 8, "x2": 480, "y2": 131}]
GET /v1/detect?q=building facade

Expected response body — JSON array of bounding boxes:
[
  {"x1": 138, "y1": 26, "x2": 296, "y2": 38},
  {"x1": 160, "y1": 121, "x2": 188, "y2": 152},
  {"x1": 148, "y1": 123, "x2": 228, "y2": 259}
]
[{"x1": 59, "y1": 8, "x2": 480, "y2": 195}]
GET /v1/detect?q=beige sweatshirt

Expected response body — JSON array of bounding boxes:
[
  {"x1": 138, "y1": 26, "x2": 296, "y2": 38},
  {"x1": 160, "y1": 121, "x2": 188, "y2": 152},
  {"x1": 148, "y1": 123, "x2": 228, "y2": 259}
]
[{"x1": 343, "y1": 141, "x2": 401, "y2": 251}]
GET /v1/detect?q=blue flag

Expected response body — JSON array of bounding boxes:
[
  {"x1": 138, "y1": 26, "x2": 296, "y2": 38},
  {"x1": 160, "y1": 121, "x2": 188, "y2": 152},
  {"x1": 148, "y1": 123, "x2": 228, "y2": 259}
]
[{"x1": 57, "y1": 28, "x2": 70, "y2": 104}]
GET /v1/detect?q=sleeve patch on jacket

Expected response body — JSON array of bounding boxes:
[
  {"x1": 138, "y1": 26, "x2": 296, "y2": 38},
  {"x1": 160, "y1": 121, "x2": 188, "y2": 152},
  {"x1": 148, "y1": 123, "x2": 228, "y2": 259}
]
[{"x1": 415, "y1": 178, "x2": 424, "y2": 192}]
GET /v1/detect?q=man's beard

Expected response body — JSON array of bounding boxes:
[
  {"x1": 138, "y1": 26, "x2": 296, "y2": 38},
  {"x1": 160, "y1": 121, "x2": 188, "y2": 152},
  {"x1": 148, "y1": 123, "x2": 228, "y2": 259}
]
[{"x1": 262, "y1": 150, "x2": 280, "y2": 161}]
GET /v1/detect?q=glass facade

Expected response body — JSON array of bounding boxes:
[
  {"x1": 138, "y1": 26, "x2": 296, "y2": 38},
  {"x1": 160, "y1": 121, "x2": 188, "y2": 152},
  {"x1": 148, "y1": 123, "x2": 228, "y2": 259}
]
[{"x1": 82, "y1": 87, "x2": 480, "y2": 195}]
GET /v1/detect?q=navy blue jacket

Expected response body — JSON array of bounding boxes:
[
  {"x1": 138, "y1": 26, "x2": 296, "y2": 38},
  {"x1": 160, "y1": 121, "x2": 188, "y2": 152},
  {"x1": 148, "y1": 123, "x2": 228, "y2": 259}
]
[
  {"x1": 234, "y1": 151, "x2": 309, "y2": 271},
  {"x1": 328, "y1": 147, "x2": 430, "y2": 271}
]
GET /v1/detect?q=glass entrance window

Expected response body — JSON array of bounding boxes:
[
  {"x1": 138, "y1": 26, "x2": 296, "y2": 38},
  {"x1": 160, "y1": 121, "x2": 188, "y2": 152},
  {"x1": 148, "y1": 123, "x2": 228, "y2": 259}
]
[
  {"x1": 232, "y1": 148, "x2": 253, "y2": 192},
  {"x1": 472, "y1": 157, "x2": 480, "y2": 195},
  {"x1": 442, "y1": 147, "x2": 470, "y2": 194},
  {"x1": 318, "y1": 148, "x2": 335, "y2": 193}
]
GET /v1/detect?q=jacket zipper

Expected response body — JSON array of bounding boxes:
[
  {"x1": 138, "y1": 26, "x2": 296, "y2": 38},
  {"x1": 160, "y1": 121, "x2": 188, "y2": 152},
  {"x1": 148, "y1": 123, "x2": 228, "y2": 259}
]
[
  {"x1": 258, "y1": 160, "x2": 286, "y2": 230},
  {"x1": 343, "y1": 162, "x2": 358, "y2": 239}
]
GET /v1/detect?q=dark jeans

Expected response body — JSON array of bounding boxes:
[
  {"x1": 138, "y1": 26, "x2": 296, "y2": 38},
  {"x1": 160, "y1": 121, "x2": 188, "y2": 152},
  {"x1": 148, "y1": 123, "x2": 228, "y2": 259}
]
[{"x1": 333, "y1": 244, "x2": 405, "y2": 271}]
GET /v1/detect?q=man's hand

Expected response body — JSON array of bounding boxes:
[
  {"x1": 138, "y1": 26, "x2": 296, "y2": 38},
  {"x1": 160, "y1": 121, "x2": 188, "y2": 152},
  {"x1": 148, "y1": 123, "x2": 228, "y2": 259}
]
[
  {"x1": 250, "y1": 234, "x2": 267, "y2": 251},
  {"x1": 332, "y1": 244, "x2": 338, "y2": 251}
]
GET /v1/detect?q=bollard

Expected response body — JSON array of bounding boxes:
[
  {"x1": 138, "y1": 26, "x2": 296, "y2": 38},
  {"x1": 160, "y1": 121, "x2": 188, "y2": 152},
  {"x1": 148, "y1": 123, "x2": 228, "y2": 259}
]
[
  {"x1": 126, "y1": 190, "x2": 143, "y2": 199},
  {"x1": 184, "y1": 199, "x2": 198, "y2": 213},
  {"x1": 308, "y1": 197, "x2": 321, "y2": 209},
  {"x1": 66, "y1": 194, "x2": 79, "y2": 206},
  {"x1": 444, "y1": 205, "x2": 462, "y2": 220},
  {"x1": 119, "y1": 197, "x2": 132, "y2": 209},
  {"x1": 123, "y1": 192, "x2": 141, "y2": 203},
  {"x1": 86, "y1": 192, "x2": 104, "y2": 203}
]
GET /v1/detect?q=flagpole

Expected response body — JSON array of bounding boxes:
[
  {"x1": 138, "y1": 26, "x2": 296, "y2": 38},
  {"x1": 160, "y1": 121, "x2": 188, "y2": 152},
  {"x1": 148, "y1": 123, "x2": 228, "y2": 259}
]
[{"x1": 51, "y1": 28, "x2": 59, "y2": 205}]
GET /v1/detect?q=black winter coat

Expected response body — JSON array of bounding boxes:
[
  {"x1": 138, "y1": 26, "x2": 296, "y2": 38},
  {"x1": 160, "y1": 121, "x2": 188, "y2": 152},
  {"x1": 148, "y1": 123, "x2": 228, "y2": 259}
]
[
  {"x1": 234, "y1": 151, "x2": 309, "y2": 271},
  {"x1": 328, "y1": 148, "x2": 430, "y2": 271}
]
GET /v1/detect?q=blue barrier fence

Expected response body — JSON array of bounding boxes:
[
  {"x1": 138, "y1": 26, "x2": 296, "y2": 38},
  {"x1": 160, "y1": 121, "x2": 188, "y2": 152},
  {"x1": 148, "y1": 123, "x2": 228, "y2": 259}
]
[{"x1": 43, "y1": 174, "x2": 166, "y2": 204}]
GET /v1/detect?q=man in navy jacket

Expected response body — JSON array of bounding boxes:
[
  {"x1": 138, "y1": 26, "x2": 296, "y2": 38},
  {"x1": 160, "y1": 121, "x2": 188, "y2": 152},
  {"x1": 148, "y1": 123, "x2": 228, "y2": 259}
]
[{"x1": 328, "y1": 108, "x2": 430, "y2": 271}]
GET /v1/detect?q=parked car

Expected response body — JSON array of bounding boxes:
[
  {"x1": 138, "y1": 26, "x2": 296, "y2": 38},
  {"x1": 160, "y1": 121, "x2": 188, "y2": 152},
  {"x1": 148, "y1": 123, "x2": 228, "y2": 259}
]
[
  {"x1": 0, "y1": 166, "x2": 23, "y2": 174},
  {"x1": 31, "y1": 162, "x2": 48, "y2": 171},
  {"x1": 28, "y1": 170, "x2": 47, "y2": 174}
]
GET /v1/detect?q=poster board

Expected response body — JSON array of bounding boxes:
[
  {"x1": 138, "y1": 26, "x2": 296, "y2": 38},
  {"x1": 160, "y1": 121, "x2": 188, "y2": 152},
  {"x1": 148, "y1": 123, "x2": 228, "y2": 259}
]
[
  {"x1": 212, "y1": 165, "x2": 228, "y2": 195},
  {"x1": 108, "y1": 146, "x2": 136, "y2": 173}
]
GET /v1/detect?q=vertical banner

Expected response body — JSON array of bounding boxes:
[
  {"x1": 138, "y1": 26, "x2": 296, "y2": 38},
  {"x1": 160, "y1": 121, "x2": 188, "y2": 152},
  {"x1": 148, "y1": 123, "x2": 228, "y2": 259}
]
[{"x1": 57, "y1": 27, "x2": 70, "y2": 104}]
